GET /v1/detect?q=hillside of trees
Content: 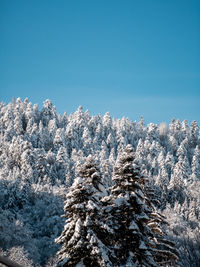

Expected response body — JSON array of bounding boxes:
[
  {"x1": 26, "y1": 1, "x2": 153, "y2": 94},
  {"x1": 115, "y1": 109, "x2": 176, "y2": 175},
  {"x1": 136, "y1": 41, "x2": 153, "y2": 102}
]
[{"x1": 0, "y1": 98, "x2": 199, "y2": 266}]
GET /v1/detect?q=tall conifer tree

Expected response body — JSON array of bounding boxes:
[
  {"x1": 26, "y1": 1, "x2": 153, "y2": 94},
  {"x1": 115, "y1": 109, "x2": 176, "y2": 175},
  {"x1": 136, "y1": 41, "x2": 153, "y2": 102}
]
[
  {"x1": 56, "y1": 156, "x2": 113, "y2": 267},
  {"x1": 102, "y1": 145, "x2": 178, "y2": 266}
]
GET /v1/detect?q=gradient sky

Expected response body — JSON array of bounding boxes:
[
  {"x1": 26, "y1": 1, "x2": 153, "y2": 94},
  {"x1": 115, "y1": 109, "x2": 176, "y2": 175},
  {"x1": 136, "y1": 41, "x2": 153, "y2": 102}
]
[{"x1": 0, "y1": 0, "x2": 200, "y2": 124}]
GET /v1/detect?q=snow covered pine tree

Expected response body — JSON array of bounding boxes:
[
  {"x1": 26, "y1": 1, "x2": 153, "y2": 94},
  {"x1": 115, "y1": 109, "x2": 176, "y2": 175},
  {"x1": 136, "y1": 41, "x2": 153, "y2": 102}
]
[
  {"x1": 102, "y1": 145, "x2": 178, "y2": 266},
  {"x1": 55, "y1": 155, "x2": 114, "y2": 267}
]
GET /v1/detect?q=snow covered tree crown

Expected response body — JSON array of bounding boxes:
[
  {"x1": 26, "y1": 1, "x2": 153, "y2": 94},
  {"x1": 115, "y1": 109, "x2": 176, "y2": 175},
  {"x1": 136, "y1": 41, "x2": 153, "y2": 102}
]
[
  {"x1": 113, "y1": 144, "x2": 141, "y2": 182},
  {"x1": 78, "y1": 155, "x2": 101, "y2": 189}
]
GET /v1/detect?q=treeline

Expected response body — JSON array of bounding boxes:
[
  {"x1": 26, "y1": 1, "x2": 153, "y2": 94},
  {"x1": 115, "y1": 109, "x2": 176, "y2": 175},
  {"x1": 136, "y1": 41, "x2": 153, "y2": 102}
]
[{"x1": 0, "y1": 98, "x2": 199, "y2": 266}]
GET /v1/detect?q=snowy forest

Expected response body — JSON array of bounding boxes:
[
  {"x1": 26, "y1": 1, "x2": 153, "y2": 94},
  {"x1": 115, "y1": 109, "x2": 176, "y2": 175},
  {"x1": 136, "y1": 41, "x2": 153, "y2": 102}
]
[{"x1": 0, "y1": 98, "x2": 199, "y2": 266}]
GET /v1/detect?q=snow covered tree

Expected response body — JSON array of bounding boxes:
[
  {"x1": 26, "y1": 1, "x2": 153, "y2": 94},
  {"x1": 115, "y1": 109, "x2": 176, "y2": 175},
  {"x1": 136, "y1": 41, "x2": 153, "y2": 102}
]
[
  {"x1": 181, "y1": 120, "x2": 189, "y2": 140},
  {"x1": 48, "y1": 118, "x2": 57, "y2": 138},
  {"x1": 0, "y1": 246, "x2": 34, "y2": 267},
  {"x1": 169, "y1": 135, "x2": 178, "y2": 156},
  {"x1": 135, "y1": 138, "x2": 145, "y2": 161},
  {"x1": 20, "y1": 141, "x2": 37, "y2": 183},
  {"x1": 190, "y1": 120, "x2": 199, "y2": 148},
  {"x1": 82, "y1": 127, "x2": 93, "y2": 156},
  {"x1": 41, "y1": 99, "x2": 57, "y2": 127},
  {"x1": 169, "y1": 118, "x2": 176, "y2": 134},
  {"x1": 176, "y1": 138, "x2": 189, "y2": 159},
  {"x1": 106, "y1": 132, "x2": 115, "y2": 154},
  {"x1": 93, "y1": 120, "x2": 103, "y2": 151},
  {"x1": 165, "y1": 152, "x2": 175, "y2": 179},
  {"x1": 38, "y1": 121, "x2": 52, "y2": 151},
  {"x1": 14, "y1": 111, "x2": 24, "y2": 135},
  {"x1": 190, "y1": 145, "x2": 200, "y2": 182},
  {"x1": 102, "y1": 145, "x2": 178, "y2": 266},
  {"x1": 56, "y1": 147, "x2": 69, "y2": 183},
  {"x1": 55, "y1": 156, "x2": 113, "y2": 267},
  {"x1": 54, "y1": 128, "x2": 65, "y2": 152},
  {"x1": 174, "y1": 119, "x2": 183, "y2": 145},
  {"x1": 156, "y1": 151, "x2": 169, "y2": 190},
  {"x1": 146, "y1": 123, "x2": 159, "y2": 142},
  {"x1": 168, "y1": 155, "x2": 190, "y2": 205},
  {"x1": 137, "y1": 116, "x2": 146, "y2": 139},
  {"x1": 102, "y1": 112, "x2": 112, "y2": 139}
]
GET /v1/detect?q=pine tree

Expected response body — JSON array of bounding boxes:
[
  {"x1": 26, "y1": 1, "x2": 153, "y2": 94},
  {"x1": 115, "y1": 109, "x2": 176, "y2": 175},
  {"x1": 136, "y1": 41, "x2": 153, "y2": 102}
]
[
  {"x1": 137, "y1": 116, "x2": 146, "y2": 139},
  {"x1": 136, "y1": 138, "x2": 145, "y2": 160},
  {"x1": 190, "y1": 145, "x2": 200, "y2": 182},
  {"x1": 82, "y1": 127, "x2": 93, "y2": 156},
  {"x1": 169, "y1": 135, "x2": 178, "y2": 156},
  {"x1": 54, "y1": 128, "x2": 65, "y2": 152},
  {"x1": 165, "y1": 152, "x2": 175, "y2": 179},
  {"x1": 146, "y1": 123, "x2": 159, "y2": 142},
  {"x1": 174, "y1": 119, "x2": 182, "y2": 145},
  {"x1": 156, "y1": 151, "x2": 169, "y2": 190},
  {"x1": 56, "y1": 147, "x2": 69, "y2": 183},
  {"x1": 41, "y1": 99, "x2": 57, "y2": 127},
  {"x1": 48, "y1": 118, "x2": 57, "y2": 138},
  {"x1": 102, "y1": 145, "x2": 178, "y2": 266},
  {"x1": 55, "y1": 156, "x2": 113, "y2": 267},
  {"x1": 190, "y1": 120, "x2": 199, "y2": 148},
  {"x1": 181, "y1": 120, "x2": 189, "y2": 140},
  {"x1": 102, "y1": 112, "x2": 112, "y2": 139}
]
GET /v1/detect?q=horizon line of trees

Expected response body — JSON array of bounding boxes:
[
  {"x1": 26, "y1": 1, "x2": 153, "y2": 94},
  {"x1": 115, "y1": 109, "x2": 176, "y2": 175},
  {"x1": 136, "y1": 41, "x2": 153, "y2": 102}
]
[{"x1": 0, "y1": 98, "x2": 199, "y2": 266}]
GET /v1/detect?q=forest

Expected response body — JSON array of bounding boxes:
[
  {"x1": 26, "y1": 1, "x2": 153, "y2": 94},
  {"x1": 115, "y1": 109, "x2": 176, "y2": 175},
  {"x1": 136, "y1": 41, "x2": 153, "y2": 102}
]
[{"x1": 0, "y1": 98, "x2": 199, "y2": 266}]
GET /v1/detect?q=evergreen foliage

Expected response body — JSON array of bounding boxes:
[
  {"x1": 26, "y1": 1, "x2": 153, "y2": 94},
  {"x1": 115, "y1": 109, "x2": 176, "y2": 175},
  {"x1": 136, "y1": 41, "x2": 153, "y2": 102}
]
[
  {"x1": 0, "y1": 98, "x2": 199, "y2": 266},
  {"x1": 102, "y1": 145, "x2": 178, "y2": 266},
  {"x1": 56, "y1": 156, "x2": 113, "y2": 267}
]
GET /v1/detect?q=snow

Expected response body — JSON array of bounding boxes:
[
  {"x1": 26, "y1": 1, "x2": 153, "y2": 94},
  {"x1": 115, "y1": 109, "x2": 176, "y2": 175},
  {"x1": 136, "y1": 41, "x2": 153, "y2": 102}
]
[
  {"x1": 139, "y1": 241, "x2": 147, "y2": 250},
  {"x1": 76, "y1": 260, "x2": 85, "y2": 267},
  {"x1": 86, "y1": 200, "x2": 99, "y2": 210},
  {"x1": 0, "y1": 99, "x2": 199, "y2": 266},
  {"x1": 114, "y1": 197, "x2": 126, "y2": 206},
  {"x1": 129, "y1": 221, "x2": 139, "y2": 230}
]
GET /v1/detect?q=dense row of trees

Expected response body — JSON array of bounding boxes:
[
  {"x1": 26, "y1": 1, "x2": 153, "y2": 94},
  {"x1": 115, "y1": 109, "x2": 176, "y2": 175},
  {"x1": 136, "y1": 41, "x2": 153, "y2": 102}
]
[{"x1": 0, "y1": 98, "x2": 199, "y2": 266}]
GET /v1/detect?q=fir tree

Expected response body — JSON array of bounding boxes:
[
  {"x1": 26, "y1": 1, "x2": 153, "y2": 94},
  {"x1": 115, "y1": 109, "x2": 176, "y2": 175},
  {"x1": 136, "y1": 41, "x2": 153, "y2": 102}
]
[
  {"x1": 156, "y1": 151, "x2": 169, "y2": 190},
  {"x1": 190, "y1": 145, "x2": 200, "y2": 182},
  {"x1": 190, "y1": 120, "x2": 199, "y2": 148},
  {"x1": 102, "y1": 145, "x2": 178, "y2": 266},
  {"x1": 55, "y1": 156, "x2": 113, "y2": 267}
]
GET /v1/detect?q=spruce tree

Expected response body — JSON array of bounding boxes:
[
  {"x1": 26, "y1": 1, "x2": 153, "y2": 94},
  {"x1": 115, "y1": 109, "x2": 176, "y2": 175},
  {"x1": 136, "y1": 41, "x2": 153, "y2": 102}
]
[
  {"x1": 55, "y1": 156, "x2": 113, "y2": 267},
  {"x1": 190, "y1": 145, "x2": 200, "y2": 182},
  {"x1": 102, "y1": 145, "x2": 178, "y2": 266}
]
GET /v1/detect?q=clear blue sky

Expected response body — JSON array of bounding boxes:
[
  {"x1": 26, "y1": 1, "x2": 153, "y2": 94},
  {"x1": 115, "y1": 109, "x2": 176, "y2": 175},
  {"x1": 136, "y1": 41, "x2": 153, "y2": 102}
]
[{"x1": 0, "y1": 0, "x2": 199, "y2": 124}]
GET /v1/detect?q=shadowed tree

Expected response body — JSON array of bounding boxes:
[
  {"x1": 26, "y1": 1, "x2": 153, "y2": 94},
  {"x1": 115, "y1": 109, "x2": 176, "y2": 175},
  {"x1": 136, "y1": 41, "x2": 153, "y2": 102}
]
[
  {"x1": 55, "y1": 156, "x2": 114, "y2": 267},
  {"x1": 102, "y1": 145, "x2": 178, "y2": 266}
]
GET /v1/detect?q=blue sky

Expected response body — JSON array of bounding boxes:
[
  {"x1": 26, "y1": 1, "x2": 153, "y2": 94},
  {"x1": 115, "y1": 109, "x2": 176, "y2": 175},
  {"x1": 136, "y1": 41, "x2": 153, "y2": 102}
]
[{"x1": 0, "y1": 0, "x2": 199, "y2": 124}]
